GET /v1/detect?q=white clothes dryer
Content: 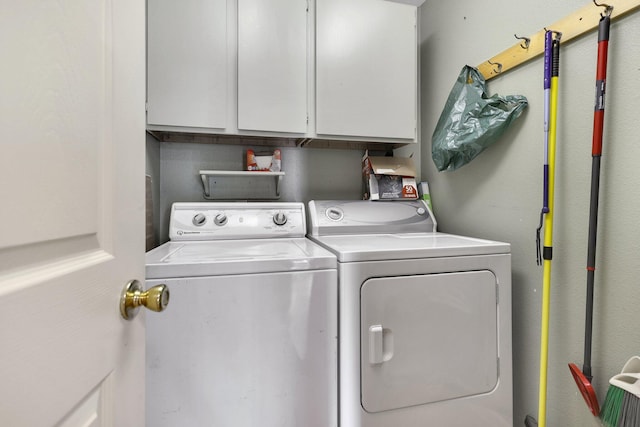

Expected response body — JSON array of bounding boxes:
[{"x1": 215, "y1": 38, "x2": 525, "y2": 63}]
[
  {"x1": 145, "y1": 202, "x2": 337, "y2": 427},
  {"x1": 307, "y1": 200, "x2": 513, "y2": 427}
]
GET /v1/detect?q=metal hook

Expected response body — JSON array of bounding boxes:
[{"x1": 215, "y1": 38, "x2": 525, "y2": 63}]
[
  {"x1": 593, "y1": 0, "x2": 613, "y2": 17},
  {"x1": 487, "y1": 59, "x2": 503, "y2": 74},
  {"x1": 514, "y1": 34, "x2": 531, "y2": 49},
  {"x1": 544, "y1": 28, "x2": 562, "y2": 41}
]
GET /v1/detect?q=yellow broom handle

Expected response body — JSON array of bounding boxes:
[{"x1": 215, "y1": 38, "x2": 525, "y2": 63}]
[{"x1": 538, "y1": 67, "x2": 559, "y2": 427}]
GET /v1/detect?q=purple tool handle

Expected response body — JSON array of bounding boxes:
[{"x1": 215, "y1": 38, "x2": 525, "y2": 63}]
[
  {"x1": 542, "y1": 30, "x2": 553, "y2": 212},
  {"x1": 544, "y1": 31, "x2": 552, "y2": 90}
]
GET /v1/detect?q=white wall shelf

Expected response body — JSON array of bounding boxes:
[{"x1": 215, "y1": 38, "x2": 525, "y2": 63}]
[{"x1": 199, "y1": 170, "x2": 285, "y2": 200}]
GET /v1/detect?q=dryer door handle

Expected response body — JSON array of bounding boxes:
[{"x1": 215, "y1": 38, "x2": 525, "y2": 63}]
[
  {"x1": 369, "y1": 325, "x2": 394, "y2": 365},
  {"x1": 369, "y1": 325, "x2": 384, "y2": 365},
  {"x1": 368, "y1": 325, "x2": 394, "y2": 365},
  {"x1": 369, "y1": 325, "x2": 384, "y2": 364}
]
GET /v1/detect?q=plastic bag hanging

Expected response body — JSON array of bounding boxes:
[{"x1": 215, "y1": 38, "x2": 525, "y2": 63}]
[{"x1": 431, "y1": 65, "x2": 528, "y2": 171}]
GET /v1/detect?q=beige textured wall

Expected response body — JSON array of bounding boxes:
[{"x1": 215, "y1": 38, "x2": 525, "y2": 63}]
[{"x1": 419, "y1": 1, "x2": 640, "y2": 425}]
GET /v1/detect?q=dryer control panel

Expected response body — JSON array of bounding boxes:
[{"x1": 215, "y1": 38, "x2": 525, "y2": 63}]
[
  {"x1": 308, "y1": 200, "x2": 436, "y2": 236},
  {"x1": 169, "y1": 202, "x2": 306, "y2": 241}
]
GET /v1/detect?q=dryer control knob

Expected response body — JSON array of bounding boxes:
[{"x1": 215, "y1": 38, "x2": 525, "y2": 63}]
[
  {"x1": 273, "y1": 212, "x2": 287, "y2": 226},
  {"x1": 214, "y1": 213, "x2": 228, "y2": 226},
  {"x1": 326, "y1": 207, "x2": 344, "y2": 221},
  {"x1": 192, "y1": 213, "x2": 207, "y2": 226}
]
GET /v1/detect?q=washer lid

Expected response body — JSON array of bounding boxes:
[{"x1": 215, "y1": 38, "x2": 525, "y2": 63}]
[
  {"x1": 308, "y1": 233, "x2": 510, "y2": 262},
  {"x1": 145, "y1": 238, "x2": 336, "y2": 279}
]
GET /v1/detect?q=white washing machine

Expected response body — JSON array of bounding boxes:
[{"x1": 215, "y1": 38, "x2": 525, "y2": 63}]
[
  {"x1": 307, "y1": 200, "x2": 513, "y2": 427},
  {"x1": 145, "y1": 202, "x2": 338, "y2": 427}
]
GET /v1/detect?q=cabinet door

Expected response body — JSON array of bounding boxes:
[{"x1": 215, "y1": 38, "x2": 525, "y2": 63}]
[
  {"x1": 147, "y1": 0, "x2": 227, "y2": 129},
  {"x1": 238, "y1": 0, "x2": 308, "y2": 133},
  {"x1": 316, "y1": 0, "x2": 417, "y2": 140}
]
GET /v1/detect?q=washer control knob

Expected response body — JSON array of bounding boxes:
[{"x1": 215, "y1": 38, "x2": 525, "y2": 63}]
[
  {"x1": 273, "y1": 212, "x2": 287, "y2": 226},
  {"x1": 417, "y1": 207, "x2": 426, "y2": 216},
  {"x1": 192, "y1": 213, "x2": 207, "y2": 226},
  {"x1": 214, "y1": 213, "x2": 228, "y2": 226}
]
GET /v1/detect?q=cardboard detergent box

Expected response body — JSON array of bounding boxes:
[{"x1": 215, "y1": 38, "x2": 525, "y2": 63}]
[{"x1": 362, "y1": 151, "x2": 418, "y2": 200}]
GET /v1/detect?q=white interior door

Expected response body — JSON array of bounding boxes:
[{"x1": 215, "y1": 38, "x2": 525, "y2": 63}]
[{"x1": 0, "y1": 1, "x2": 146, "y2": 426}]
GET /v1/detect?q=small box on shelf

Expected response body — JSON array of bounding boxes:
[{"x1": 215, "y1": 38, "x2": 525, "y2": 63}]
[{"x1": 246, "y1": 149, "x2": 281, "y2": 172}]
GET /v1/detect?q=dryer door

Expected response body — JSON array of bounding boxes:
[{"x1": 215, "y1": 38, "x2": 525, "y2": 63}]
[{"x1": 360, "y1": 270, "x2": 498, "y2": 413}]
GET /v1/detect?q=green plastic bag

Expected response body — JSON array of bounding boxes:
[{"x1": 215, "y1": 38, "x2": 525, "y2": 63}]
[{"x1": 432, "y1": 65, "x2": 528, "y2": 171}]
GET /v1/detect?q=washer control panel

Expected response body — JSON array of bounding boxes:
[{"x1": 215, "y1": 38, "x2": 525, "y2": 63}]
[{"x1": 169, "y1": 202, "x2": 306, "y2": 241}]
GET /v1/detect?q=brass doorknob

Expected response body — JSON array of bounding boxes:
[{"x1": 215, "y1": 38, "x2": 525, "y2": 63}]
[{"x1": 120, "y1": 279, "x2": 169, "y2": 320}]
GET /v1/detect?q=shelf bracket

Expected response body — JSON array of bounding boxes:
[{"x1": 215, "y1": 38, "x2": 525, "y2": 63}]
[{"x1": 477, "y1": 0, "x2": 640, "y2": 80}]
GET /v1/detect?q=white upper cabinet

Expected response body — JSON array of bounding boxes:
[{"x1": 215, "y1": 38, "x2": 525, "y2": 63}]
[
  {"x1": 146, "y1": 0, "x2": 419, "y2": 144},
  {"x1": 147, "y1": 0, "x2": 228, "y2": 129},
  {"x1": 238, "y1": 0, "x2": 308, "y2": 133},
  {"x1": 316, "y1": 0, "x2": 417, "y2": 141}
]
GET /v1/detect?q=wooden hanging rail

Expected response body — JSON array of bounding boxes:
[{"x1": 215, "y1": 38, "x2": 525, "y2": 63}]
[{"x1": 477, "y1": 0, "x2": 640, "y2": 80}]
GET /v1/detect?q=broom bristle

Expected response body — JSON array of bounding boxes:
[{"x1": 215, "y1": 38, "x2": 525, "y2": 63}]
[
  {"x1": 618, "y1": 390, "x2": 640, "y2": 427},
  {"x1": 600, "y1": 385, "x2": 625, "y2": 427}
]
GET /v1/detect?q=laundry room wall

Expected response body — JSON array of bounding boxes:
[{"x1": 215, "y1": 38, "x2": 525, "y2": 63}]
[
  {"x1": 419, "y1": 1, "x2": 640, "y2": 425},
  {"x1": 146, "y1": 135, "x2": 161, "y2": 248},
  {"x1": 145, "y1": 139, "x2": 395, "y2": 244}
]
